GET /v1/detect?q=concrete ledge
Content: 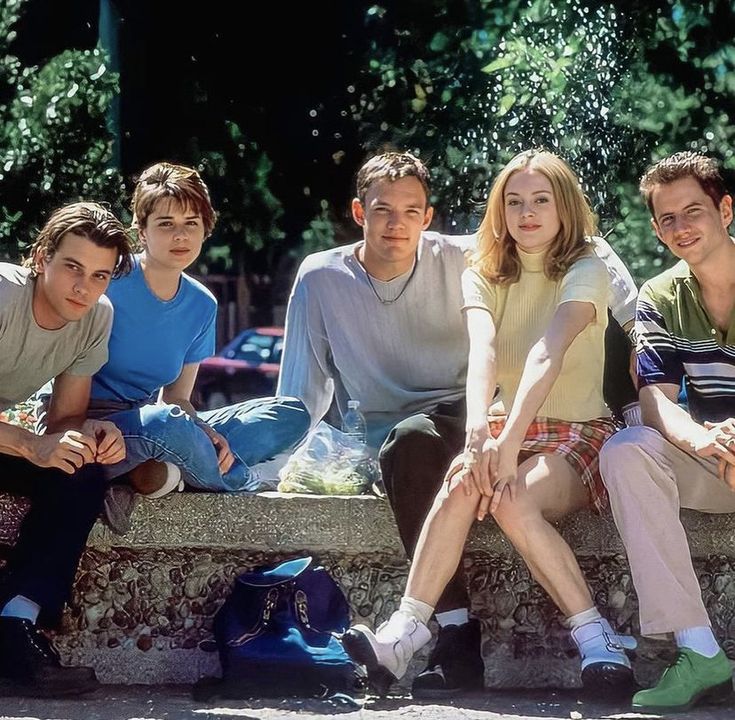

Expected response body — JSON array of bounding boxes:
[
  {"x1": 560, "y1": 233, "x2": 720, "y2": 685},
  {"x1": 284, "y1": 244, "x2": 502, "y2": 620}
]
[
  {"x1": 87, "y1": 492, "x2": 404, "y2": 554},
  {"x1": 2, "y1": 492, "x2": 735, "y2": 688},
  {"x1": 84, "y1": 491, "x2": 735, "y2": 556}
]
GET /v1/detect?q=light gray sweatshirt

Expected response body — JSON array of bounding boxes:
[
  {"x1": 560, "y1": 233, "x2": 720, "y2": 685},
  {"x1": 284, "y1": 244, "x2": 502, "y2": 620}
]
[{"x1": 277, "y1": 232, "x2": 472, "y2": 447}]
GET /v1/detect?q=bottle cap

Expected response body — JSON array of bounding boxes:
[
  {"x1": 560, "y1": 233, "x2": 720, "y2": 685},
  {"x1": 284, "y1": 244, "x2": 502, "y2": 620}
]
[{"x1": 347, "y1": 400, "x2": 360, "y2": 410}]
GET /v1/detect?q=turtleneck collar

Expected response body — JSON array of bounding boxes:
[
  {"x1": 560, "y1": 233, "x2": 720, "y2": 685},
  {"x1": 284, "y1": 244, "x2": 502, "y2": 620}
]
[{"x1": 517, "y1": 246, "x2": 547, "y2": 273}]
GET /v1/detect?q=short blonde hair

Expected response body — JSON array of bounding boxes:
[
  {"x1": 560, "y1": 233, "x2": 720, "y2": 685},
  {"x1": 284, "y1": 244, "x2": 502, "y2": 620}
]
[{"x1": 473, "y1": 150, "x2": 597, "y2": 284}]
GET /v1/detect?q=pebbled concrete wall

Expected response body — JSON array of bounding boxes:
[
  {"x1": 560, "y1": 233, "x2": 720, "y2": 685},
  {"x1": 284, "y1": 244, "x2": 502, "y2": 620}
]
[{"x1": 1, "y1": 492, "x2": 735, "y2": 687}]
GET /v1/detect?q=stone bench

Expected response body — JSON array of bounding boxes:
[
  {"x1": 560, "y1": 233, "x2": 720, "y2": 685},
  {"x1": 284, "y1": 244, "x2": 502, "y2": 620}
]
[{"x1": 1, "y1": 492, "x2": 735, "y2": 688}]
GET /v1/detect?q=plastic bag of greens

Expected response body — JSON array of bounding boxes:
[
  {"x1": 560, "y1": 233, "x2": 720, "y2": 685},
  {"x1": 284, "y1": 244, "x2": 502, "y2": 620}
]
[{"x1": 277, "y1": 422, "x2": 378, "y2": 495}]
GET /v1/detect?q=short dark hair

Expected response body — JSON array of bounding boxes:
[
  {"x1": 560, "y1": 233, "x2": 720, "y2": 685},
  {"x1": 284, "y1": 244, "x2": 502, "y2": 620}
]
[
  {"x1": 640, "y1": 151, "x2": 729, "y2": 216},
  {"x1": 355, "y1": 151, "x2": 431, "y2": 204},
  {"x1": 24, "y1": 202, "x2": 134, "y2": 278},
  {"x1": 131, "y1": 162, "x2": 217, "y2": 237}
]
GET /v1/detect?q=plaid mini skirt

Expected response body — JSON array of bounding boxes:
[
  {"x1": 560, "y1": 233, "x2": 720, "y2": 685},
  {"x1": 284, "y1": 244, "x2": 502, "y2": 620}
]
[{"x1": 487, "y1": 416, "x2": 618, "y2": 513}]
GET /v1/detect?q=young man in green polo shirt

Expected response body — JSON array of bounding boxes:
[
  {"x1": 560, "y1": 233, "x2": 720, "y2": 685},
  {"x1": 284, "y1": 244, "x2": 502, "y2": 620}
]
[{"x1": 600, "y1": 151, "x2": 735, "y2": 713}]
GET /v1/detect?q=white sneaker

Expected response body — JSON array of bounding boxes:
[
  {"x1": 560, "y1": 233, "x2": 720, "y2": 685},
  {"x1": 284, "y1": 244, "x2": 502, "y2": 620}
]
[
  {"x1": 144, "y1": 462, "x2": 184, "y2": 499},
  {"x1": 342, "y1": 611, "x2": 431, "y2": 694}
]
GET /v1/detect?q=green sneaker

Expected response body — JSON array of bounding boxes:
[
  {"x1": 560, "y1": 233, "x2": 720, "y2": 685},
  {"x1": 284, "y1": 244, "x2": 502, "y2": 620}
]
[{"x1": 632, "y1": 648, "x2": 733, "y2": 713}]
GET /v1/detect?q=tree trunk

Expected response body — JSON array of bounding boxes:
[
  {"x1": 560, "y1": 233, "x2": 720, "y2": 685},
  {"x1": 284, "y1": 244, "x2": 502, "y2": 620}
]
[{"x1": 236, "y1": 262, "x2": 250, "y2": 331}]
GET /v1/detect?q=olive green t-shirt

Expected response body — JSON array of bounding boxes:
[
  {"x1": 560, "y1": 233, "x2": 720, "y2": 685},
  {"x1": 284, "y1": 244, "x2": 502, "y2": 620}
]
[{"x1": 0, "y1": 263, "x2": 113, "y2": 411}]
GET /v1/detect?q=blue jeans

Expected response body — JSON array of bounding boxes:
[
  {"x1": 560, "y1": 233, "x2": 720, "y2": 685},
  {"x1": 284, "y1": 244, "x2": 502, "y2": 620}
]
[{"x1": 101, "y1": 396, "x2": 310, "y2": 491}]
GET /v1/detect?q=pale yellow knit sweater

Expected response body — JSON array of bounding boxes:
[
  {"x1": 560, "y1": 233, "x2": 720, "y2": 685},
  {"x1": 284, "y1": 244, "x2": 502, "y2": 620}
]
[{"x1": 461, "y1": 247, "x2": 611, "y2": 421}]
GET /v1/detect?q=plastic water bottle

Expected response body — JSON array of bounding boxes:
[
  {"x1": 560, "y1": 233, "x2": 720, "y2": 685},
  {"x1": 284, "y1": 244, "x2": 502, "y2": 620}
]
[
  {"x1": 341, "y1": 400, "x2": 367, "y2": 447},
  {"x1": 341, "y1": 399, "x2": 381, "y2": 495}
]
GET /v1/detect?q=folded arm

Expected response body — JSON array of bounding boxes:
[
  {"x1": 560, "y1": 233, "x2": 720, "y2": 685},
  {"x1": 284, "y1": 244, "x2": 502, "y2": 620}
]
[
  {"x1": 640, "y1": 384, "x2": 735, "y2": 482},
  {"x1": 1, "y1": 372, "x2": 123, "y2": 471}
]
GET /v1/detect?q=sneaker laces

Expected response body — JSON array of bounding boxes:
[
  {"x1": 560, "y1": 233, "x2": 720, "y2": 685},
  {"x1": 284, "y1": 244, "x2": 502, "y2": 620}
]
[
  {"x1": 667, "y1": 648, "x2": 695, "y2": 679},
  {"x1": 24, "y1": 621, "x2": 59, "y2": 663},
  {"x1": 644, "y1": 648, "x2": 695, "y2": 692}
]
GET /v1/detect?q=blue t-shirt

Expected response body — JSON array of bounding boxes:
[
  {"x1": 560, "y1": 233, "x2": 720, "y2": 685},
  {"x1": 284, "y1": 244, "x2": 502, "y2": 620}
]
[{"x1": 91, "y1": 256, "x2": 217, "y2": 403}]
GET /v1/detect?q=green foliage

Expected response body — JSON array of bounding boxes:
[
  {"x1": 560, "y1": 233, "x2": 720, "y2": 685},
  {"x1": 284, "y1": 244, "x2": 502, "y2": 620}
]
[
  {"x1": 0, "y1": 0, "x2": 124, "y2": 259},
  {"x1": 188, "y1": 120, "x2": 285, "y2": 274},
  {"x1": 299, "y1": 199, "x2": 337, "y2": 259},
  {"x1": 0, "y1": 0, "x2": 23, "y2": 91},
  {"x1": 352, "y1": 0, "x2": 735, "y2": 285}
]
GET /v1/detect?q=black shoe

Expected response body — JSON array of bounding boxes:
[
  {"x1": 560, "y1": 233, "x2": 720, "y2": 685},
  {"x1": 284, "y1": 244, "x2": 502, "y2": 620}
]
[
  {"x1": 411, "y1": 620, "x2": 485, "y2": 698},
  {"x1": 581, "y1": 662, "x2": 637, "y2": 700},
  {"x1": 572, "y1": 618, "x2": 638, "y2": 701},
  {"x1": 0, "y1": 617, "x2": 99, "y2": 697}
]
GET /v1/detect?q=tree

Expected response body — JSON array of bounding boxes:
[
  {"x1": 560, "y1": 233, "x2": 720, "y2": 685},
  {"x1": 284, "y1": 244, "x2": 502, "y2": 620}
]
[
  {"x1": 0, "y1": 0, "x2": 124, "y2": 258},
  {"x1": 184, "y1": 120, "x2": 288, "y2": 327},
  {"x1": 608, "y1": 0, "x2": 735, "y2": 280},
  {"x1": 351, "y1": 0, "x2": 735, "y2": 284},
  {"x1": 190, "y1": 121, "x2": 285, "y2": 275}
]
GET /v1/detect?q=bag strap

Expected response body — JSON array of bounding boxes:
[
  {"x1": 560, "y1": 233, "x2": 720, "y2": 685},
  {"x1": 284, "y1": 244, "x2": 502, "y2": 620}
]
[{"x1": 227, "y1": 587, "x2": 279, "y2": 647}]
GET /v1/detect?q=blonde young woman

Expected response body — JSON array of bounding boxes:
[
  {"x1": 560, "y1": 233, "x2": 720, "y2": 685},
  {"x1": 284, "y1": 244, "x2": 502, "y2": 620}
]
[{"x1": 343, "y1": 150, "x2": 634, "y2": 697}]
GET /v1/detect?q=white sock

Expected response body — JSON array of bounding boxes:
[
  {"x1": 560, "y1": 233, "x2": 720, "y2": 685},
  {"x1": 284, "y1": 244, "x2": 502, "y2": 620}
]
[
  {"x1": 566, "y1": 606, "x2": 602, "y2": 629},
  {"x1": 675, "y1": 626, "x2": 721, "y2": 658},
  {"x1": 622, "y1": 402, "x2": 643, "y2": 427},
  {"x1": 398, "y1": 596, "x2": 434, "y2": 626},
  {"x1": 435, "y1": 608, "x2": 469, "y2": 628}
]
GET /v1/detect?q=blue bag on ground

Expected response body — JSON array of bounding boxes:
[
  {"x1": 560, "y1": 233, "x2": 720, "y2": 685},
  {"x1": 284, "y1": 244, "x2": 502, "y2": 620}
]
[{"x1": 211, "y1": 556, "x2": 359, "y2": 697}]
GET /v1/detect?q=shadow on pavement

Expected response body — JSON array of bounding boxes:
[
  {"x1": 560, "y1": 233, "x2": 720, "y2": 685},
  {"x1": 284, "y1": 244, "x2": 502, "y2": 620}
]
[{"x1": 0, "y1": 684, "x2": 732, "y2": 720}]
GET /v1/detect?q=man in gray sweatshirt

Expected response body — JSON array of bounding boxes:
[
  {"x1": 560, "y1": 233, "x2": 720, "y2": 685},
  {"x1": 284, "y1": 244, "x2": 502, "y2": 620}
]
[
  {"x1": 278, "y1": 152, "x2": 471, "y2": 450},
  {"x1": 278, "y1": 151, "x2": 638, "y2": 697}
]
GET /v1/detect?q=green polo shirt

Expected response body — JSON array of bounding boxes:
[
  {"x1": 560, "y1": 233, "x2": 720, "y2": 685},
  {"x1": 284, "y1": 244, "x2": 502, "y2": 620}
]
[{"x1": 635, "y1": 259, "x2": 735, "y2": 423}]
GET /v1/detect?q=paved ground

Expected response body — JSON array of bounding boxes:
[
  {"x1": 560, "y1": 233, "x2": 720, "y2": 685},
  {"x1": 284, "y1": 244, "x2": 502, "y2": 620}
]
[{"x1": 0, "y1": 685, "x2": 733, "y2": 720}]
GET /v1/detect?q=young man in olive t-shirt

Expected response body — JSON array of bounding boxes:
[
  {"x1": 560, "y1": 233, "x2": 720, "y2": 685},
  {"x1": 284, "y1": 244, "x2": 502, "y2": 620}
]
[{"x1": 0, "y1": 202, "x2": 132, "y2": 697}]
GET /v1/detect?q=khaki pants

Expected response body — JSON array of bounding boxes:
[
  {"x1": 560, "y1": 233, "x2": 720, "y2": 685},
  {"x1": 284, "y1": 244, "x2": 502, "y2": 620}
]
[{"x1": 600, "y1": 426, "x2": 735, "y2": 638}]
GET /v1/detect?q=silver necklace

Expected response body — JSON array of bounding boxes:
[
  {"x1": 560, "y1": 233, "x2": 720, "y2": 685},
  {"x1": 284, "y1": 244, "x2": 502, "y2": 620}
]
[{"x1": 364, "y1": 254, "x2": 418, "y2": 305}]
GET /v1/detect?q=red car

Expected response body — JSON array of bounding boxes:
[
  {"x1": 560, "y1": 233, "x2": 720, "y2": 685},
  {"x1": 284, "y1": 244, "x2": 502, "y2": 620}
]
[{"x1": 194, "y1": 327, "x2": 284, "y2": 409}]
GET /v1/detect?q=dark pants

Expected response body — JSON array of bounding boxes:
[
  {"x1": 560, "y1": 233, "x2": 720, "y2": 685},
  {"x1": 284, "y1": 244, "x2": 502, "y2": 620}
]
[
  {"x1": 604, "y1": 310, "x2": 638, "y2": 423},
  {"x1": 379, "y1": 400, "x2": 468, "y2": 613},
  {"x1": 0, "y1": 455, "x2": 107, "y2": 627}
]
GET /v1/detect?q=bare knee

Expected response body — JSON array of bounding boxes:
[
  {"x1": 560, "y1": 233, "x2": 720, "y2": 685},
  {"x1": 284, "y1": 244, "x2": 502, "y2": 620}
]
[
  {"x1": 491, "y1": 492, "x2": 538, "y2": 533},
  {"x1": 431, "y1": 479, "x2": 480, "y2": 520}
]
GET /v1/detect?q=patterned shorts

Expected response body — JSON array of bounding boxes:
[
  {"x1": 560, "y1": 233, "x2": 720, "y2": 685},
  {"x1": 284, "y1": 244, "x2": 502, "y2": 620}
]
[{"x1": 487, "y1": 416, "x2": 619, "y2": 513}]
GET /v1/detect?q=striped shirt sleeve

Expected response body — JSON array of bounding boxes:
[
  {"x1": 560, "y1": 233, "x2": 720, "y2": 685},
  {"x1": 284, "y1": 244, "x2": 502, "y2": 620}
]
[{"x1": 635, "y1": 281, "x2": 684, "y2": 388}]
